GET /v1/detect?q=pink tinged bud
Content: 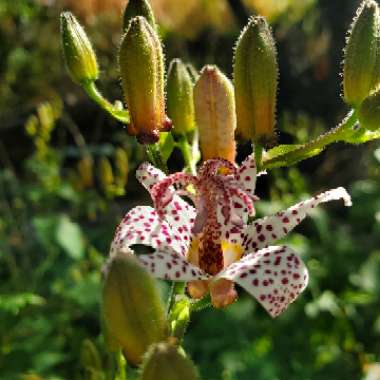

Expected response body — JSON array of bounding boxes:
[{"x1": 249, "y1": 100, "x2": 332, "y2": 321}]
[
  {"x1": 167, "y1": 58, "x2": 196, "y2": 135},
  {"x1": 119, "y1": 16, "x2": 171, "y2": 144},
  {"x1": 358, "y1": 88, "x2": 380, "y2": 131},
  {"x1": 102, "y1": 249, "x2": 167, "y2": 365},
  {"x1": 209, "y1": 278, "x2": 238, "y2": 308},
  {"x1": 233, "y1": 16, "x2": 278, "y2": 146},
  {"x1": 60, "y1": 12, "x2": 99, "y2": 84},
  {"x1": 343, "y1": 0, "x2": 380, "y2": 107},
  {"x1": 140, "y1": 342, "x2": 199, "y2": 380},
  {"x1": 194, "y1": 65, "x2": 236, "y2": 162}
]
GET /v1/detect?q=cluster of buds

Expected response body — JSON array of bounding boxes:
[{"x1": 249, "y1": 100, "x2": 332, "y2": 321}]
[{"x1": 60, "y1": 0, "x2": 281, "y2": 155}]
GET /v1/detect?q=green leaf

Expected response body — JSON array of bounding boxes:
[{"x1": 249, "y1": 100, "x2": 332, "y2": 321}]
[
  {"x1": 55, "y1": 215, "x2": 85, "y2": 259},
  {"x1": 169, "y1": 297, "x2": 191, "y2": 339},
  {"x1": 263, "y1": 144, "x2": 323, "y2": 169},
  {"x1": 0, "y1": 293, "x2": 45, "y2": 315}
]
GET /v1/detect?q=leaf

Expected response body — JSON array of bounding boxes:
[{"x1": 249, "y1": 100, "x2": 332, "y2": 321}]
[
  {"x1": 263, "y1": 144, "x2": 323, "y2": 169},
  {"x1": 0, "y1": 293, "x2": 45, "y2": 315},
  {"x1": 55, "y1": 215, "x2": 85, "y2": 259},
  {"x1": 169, "y1": 297, "x2": 191, "y2": 339}
]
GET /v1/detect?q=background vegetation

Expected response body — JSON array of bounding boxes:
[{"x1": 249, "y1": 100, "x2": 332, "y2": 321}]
[{"x1": 0, "y1": 0, "x2": 379, "y2": 379}]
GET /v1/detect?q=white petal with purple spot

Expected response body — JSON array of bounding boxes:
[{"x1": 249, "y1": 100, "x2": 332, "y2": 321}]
[
  {"x1": 218, "y1": 245, "x2": 309, "y2": 317},
  {"x1": 110, "y1": 206, "x2": 183, "y2": 257},
  {"x1": 237, "y1": 154, "x2": 257, "y2": 198},
  {"x1": 241, "y1": 187, "x2": 352, "y2": 253},
  {"x1": 138, "y1": 251, "x2": 211, "y2": 281},
  {"x1": 136, "y1": 162, "x2": 196, "y2": 253}
]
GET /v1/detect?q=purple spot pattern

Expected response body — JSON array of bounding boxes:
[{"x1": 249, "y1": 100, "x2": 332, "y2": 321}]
[
  {"x1": 136, "y1": 162, "x2": 195, "y2": 255},
  {"x1": 110, "y1": 206, "x2": 184, "y2": 257},
  {"x1": 240, "y1": 187, "x2": 352, "y2": 253},
  {"x1": 110, "y1": 155, "x2": 352, "y2": 318},
  {"x1": 139, "y1": 251, "x2": 210, "y2": 281},
  {"x1": 219, "y1": 245, "x2": 308, "y2": 317}
]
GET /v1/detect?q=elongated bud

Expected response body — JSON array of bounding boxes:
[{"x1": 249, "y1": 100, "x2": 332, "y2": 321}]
[
  {"x1": 98, "y1": 157, "x2": 114, "y2": 193},
  {"x1": 102, "y1": 250, "x2": 167, "y2": 365},
  {"x1": 140, "y1": 342, "x2": 199, "y2": 380},
  {"x1": 119, "y1": 16, "x2": 172, "y2": 144},
  {"x1": 167, "y1": 59, "x2": 196, "y2": 135},
  {"x1": 60, "y1": 12, "x2": 98, "y2": 84},
  {"x1": 233, "y1": 16, "x2": 278, "y2": 146},
  {"x1": 194, "y1": 65, "x2": 236, "y2": 162},
  {"x1": 114, "y1": 147, "x2": 129, "y2": 188},
  {"x1": 123, "y1": 0, "x2": 156, "y2": 31},
  {"x1": 343, "y1": 0, "x2": 380, "y2": 107},
  {"x1": 358, "y1": 89, "x2": 380, "y2": 130}
]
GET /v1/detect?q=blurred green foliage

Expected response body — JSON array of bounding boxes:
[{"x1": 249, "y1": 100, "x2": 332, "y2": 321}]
[{"x1": 0, "y1": 0, "x2": 380, "y2": 379}]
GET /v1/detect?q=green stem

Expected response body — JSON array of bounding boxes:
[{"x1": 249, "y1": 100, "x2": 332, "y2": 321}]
[
  {"x1": 254, "y1": 143, "x2": 263, "y2": 171},
  {"x1": 177, "y1": 135, "x2": 197, "y2": 175},
  {"x1": 115, "y1": 350, "x2": 127, "y2": 380},
  {"x1": 262, "y1": 110, "x2": 358, "y2": 170},
  {"x1": 82, "y1": 81, "x2": 130, "y2": 124},
  {"x1": 146, "y1": 143, "x2": 168, "y2": 173},
  {"x1": 167, "y1": 282, "x2": 186, "y2": 314}
]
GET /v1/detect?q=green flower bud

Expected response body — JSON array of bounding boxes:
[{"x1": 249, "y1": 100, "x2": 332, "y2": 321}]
[
  {"x1": 123, "y1": 0, "x2": 157, "y2": 31},
  {"x1": 194, "y1": 65, "x2": 236, "y2": 162},
  {"x1": 102, "y1": 250, "x2": 167, "y2": 365},
  {"x1": 167, "y1": 59, "x2": 196, "y2": 135},
  {"x1": 358, "y1": 88, "x2": 380, "y2": 130},
  {"x1": 140, "y1": 342, "x2": 199, "y2": 380},
  {"x1": 60, "y1": 12, "x2": 99, "y2": 84},
  {"x1": 233, "y1": 16, "x2": 278, "y2": 146},
  {"x1": 343, "y1": 0, "x2": 380, "y2": 107},
  {"x1": 119, "y1": 16, "x2": 172, "y2": 144}
]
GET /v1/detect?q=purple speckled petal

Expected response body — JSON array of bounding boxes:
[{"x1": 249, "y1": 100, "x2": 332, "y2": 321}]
[
  {"x1": 218, "y1": 245, "x2": 308, "y2": 317},
  {"x1": 138, "y1": 251, "x2": 211, "y2": 281},
  {"x1": 109, "y1": 206, "x2": 183, "y2": 257},
  {"x1": 241, "y1": 187, "x2": 352, "y2": 253}
]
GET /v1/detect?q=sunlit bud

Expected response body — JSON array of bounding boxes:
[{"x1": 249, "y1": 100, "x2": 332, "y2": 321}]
[
  {"x1": 194, "y1": 65, "x2": 236, "y2": 162},
  {"x1": 114, "y1": 147, "x2": 129, "y2": 188},
  {"x1": 234, "y1": 16, "x2": 278, "y2": 146},
  {"x1": 119, "y1": 16, "x2": 172, "y2": 144},
  {"x1": 80, "y1": 339, "x2": 103, "y2": 379},
  {"x1": 140, "y1": 342, "x2": 199, "y2": 380},
  {"x1": 343, "y1": 0, "x2": 380, "y2": 107},
  {"x1": 98, "y1": 157, "x2": 114, "y2": 193},
  {"x1": 102, "y1": 250, "x2": 167, "y2": 365},
  {"x1": 60, "y1": 12, "x2": 99, "y2": 84},
  {"x1": 358, "y1": 88, "x2": 380, "y2": 131},
  {"x1": 123, "y1": 0, "x2": 157, "y2": 31},
  {"x1": 167, "y1": 59, "x2": 196, "y2": 135},
  {"x1": 77, "y1": 155, "x2": 94, "y2": 188}
]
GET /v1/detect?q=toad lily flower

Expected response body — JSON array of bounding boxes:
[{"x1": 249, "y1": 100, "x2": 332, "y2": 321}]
[{"x1": 110, "y1": 155, "x2": 352, "y2": 317}]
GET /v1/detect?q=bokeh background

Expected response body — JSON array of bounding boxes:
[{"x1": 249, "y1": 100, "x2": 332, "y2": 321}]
[{"x1": 1, "y1": 0, "x2": 380, "y2": 379}]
